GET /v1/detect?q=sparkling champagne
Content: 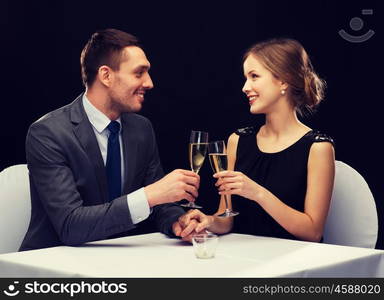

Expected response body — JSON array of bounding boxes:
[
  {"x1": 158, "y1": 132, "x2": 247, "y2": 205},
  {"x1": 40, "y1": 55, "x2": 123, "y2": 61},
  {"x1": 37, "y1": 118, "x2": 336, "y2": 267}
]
[
  {"x1": 189, "y1": 143, "x2": 208, "y2": 173},
  {"x1": 209, "y1": 153, "x2": 228, "y2": 173}
]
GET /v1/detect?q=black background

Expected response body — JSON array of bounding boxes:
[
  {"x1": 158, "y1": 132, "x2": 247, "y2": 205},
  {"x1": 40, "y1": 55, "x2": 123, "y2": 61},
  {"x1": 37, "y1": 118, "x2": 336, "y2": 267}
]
[{"x1": 2, "y1": 0, "x2": 382, "y2": 249}]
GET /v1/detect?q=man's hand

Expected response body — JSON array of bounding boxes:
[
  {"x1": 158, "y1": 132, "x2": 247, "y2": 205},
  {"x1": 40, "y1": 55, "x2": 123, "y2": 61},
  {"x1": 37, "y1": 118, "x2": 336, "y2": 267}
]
[
  {"x1": 172, "y1": 219, "x2": 199, "y2": 242},
  {"x1": 172, "y1": 209, "x2": 214, "y2": 242},
  {"x1": 145, "y1": 169, "x2": 200, "y2": 207}
]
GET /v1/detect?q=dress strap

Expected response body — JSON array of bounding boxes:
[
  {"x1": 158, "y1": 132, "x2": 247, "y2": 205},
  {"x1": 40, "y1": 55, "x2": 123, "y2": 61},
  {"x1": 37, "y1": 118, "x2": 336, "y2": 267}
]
[
  {"x1": 235, "y1": 126, "x2": 256, "y2": 136},
  {"x1": 305, "y1": 130, "x2": 335, "y2": 147}
]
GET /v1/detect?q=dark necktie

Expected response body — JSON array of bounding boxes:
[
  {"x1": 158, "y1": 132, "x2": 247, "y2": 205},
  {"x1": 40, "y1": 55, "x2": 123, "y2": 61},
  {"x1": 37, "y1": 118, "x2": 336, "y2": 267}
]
[{"x1": 106, "y1": 121, "x2": 121, "y2": 201}]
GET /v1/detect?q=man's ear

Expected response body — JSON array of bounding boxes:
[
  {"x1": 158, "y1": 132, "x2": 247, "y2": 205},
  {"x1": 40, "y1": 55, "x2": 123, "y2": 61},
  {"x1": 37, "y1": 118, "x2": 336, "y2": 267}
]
[{"x1": 98, "y1": 65, "x2": 114, "y2": 87}]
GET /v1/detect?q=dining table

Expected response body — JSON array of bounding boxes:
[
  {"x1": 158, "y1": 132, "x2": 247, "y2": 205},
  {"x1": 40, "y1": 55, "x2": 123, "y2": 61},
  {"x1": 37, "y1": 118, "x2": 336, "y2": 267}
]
[{"x1": 0, "y1": 233, "x2": 383, "y2": 277}]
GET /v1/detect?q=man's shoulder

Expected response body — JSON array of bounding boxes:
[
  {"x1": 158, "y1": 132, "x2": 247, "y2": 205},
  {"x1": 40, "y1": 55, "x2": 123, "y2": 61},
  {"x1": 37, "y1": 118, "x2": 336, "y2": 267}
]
[
  {"x1": 30, "y1": 95, "x2": 82, "y2": 129},
  {"x1": 33, "y1": 104, "x2": 70, "y2": 126},
  {"x1": 32, "y1": 95, "x2": 82, "y2": 125}
]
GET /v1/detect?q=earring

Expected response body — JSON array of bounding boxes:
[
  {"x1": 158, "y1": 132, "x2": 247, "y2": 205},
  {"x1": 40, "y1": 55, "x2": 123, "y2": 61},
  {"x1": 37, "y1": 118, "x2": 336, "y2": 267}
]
[{"x1": 281, "y1": 89, "x2": 286, "y2": 95}]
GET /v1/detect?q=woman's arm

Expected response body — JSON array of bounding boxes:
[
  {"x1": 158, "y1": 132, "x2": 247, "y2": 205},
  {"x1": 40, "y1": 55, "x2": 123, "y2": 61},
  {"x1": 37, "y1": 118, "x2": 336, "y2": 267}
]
[
  {"x1": 174, "y1": 133, "x2": 240, "y2": 238},
  {"x1": 216, "y1": 142, "x2": 335, "y2": 242},
  {"x1": 207, "y1": 133, "x2": 240, "y2": 234}
]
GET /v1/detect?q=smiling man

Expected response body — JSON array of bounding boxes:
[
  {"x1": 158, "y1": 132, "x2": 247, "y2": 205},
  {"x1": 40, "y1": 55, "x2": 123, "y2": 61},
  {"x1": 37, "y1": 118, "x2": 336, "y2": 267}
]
[{"x1": 20, "y1": 29, "x2": 199, "y2": 251}]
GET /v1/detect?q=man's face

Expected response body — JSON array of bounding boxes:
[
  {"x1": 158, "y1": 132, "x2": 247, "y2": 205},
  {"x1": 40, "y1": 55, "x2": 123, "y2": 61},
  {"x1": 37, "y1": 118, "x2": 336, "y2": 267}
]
[{"x1": 108, "y1": 46, "x2": 154, "y2": 113}]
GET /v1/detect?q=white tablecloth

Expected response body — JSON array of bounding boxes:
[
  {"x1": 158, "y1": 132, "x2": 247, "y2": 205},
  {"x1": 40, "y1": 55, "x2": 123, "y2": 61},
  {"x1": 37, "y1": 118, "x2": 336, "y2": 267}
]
[{"x1": 0, "y1": 233, "x2": 383, "y2": 277}]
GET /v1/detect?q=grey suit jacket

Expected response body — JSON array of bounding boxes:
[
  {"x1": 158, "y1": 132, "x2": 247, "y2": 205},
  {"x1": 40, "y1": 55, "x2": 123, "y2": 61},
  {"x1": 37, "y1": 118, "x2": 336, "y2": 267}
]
[{"x1": 20, "y1": 94, "x2": 184, "y2": 251}]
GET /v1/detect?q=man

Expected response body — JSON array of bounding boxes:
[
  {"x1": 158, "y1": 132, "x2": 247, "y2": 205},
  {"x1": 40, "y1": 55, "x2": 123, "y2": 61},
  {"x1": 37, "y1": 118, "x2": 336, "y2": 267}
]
[{"x1": 20, "y1": 29, "x2": 200, "y2": 251}]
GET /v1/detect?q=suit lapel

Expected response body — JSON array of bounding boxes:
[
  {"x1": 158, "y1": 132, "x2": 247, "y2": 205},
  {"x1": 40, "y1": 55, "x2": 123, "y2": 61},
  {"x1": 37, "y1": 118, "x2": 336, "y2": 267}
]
[
  {"x1": 70, "y1": 95, "x2": 109, "y2": 203},
  {"x1": 121, "y1": 114, "x2": 138, "y2": 194}
]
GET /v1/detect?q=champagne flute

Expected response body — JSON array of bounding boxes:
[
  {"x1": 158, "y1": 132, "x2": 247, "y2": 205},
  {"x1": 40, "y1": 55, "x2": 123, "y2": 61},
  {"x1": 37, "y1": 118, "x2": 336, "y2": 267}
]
[
  {"x1": 180, "y1": 130, "x2": 208, "y2": 208},
  {"x1": 208, "y1": 140, "x2": 239, "y2": 217}
]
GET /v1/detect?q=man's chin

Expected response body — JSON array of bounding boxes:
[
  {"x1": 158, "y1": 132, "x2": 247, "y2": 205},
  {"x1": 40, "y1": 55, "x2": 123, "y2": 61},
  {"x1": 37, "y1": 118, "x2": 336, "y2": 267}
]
[{"x1": 123, "y1": 103, "x2": 142, "y2": 113}]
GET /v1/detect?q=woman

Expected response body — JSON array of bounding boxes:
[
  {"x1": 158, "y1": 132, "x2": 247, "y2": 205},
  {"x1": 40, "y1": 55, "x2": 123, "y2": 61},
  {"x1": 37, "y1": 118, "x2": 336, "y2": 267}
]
[{"x1": 179, "y1": 38, "x2": 335, "y2": 242}]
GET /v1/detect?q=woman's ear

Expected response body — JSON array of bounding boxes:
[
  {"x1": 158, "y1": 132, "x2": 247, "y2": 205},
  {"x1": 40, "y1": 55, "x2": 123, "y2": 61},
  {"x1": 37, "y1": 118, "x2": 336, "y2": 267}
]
[{"x1": 280, "y1": 81, "x2": 289, "y2": 91}]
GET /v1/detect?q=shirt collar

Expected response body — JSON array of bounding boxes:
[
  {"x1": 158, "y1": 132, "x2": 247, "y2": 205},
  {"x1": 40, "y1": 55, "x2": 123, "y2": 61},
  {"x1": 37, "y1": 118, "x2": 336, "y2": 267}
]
[{"x1": 82, "y1": 93, "x2": 121, "y2": 134}]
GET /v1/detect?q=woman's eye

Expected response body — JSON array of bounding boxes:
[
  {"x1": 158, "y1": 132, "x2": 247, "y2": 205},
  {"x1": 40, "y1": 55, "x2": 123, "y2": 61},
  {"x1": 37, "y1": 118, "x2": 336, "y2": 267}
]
[{"x1": 251, "y1": 74, "x2": 259, "y2": 79}]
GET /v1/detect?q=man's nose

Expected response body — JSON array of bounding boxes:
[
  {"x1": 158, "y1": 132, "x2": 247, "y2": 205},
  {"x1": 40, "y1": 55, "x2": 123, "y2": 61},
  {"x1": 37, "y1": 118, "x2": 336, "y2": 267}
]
[{"x1": 143, "y1": 74, "x2": 154, "y2": 89}]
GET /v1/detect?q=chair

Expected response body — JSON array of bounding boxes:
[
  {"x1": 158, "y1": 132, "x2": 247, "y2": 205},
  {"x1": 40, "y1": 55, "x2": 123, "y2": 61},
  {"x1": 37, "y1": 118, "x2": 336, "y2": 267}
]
[
  {"x1": 0, "y1": 164, "x2": 31, "y2": 254},
  {"x1": 323, "y1": 160, "x2": 378, "y2": 248}
]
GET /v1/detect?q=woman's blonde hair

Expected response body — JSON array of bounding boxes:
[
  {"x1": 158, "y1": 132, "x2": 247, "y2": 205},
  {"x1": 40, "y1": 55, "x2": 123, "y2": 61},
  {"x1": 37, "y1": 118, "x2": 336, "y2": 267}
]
[{"x1": 244, "y1": 38, "x2": 326, "y2": 115}]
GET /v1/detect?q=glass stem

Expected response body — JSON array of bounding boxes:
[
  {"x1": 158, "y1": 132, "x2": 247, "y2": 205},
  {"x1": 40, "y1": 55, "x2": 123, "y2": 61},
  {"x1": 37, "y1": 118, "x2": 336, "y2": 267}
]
[
  {"x1": 224, "y1": 194, "x2": 229, "y2": 209},
  {"x1": 192, "y1": 169, "x2": 198, "y2": 203}
]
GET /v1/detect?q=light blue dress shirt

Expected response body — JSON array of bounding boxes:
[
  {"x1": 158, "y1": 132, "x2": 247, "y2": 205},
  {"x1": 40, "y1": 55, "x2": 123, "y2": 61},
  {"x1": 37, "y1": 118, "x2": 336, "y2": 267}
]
[{"x1": 82, "y1": 94, "x2": 150, "y2": 224}]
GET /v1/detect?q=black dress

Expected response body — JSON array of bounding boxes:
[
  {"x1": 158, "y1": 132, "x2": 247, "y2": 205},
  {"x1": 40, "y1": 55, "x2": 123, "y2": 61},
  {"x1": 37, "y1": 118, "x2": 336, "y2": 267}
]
[{"x1": 232, "y1": 126, "x2": 334, "y2": 240}]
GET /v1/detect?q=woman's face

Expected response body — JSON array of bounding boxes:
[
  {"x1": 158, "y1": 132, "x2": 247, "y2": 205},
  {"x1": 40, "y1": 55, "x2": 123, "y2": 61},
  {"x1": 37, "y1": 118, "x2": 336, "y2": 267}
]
[{"x1": 242, "y1": 54, "x2": 285, "y2": 115}]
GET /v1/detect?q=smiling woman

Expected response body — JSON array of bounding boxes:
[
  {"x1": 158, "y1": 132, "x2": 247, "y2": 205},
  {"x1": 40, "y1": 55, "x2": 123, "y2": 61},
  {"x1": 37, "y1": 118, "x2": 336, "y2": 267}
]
[
  {"x1": 243, "y1": 38, "x2": 326, "y2": 117},
  {"x1": 182, "y1": 38, "x2": 336, "y2": 243}
]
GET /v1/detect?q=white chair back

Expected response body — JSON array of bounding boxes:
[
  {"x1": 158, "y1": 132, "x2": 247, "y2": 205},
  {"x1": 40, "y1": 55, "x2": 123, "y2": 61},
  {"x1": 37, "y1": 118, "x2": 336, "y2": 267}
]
[
  {"x1": 0, "y1": 164, "x2": 31, "y2": 254},
  {"x1": 323, "y1": 161, "x2": 378, "y2": 248}
]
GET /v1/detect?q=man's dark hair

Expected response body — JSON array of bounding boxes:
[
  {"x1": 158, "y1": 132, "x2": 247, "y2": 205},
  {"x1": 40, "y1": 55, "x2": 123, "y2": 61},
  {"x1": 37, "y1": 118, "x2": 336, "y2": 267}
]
[{"x1": 80, "y1": 28, "x2": 140, "y2": 87}]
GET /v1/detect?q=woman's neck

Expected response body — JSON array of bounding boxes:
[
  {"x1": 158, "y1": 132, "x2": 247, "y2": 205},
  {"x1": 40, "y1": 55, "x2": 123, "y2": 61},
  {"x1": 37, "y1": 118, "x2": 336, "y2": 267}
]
[{"x1": 261, "y1": 109, "x2": 308, "y2": 138}]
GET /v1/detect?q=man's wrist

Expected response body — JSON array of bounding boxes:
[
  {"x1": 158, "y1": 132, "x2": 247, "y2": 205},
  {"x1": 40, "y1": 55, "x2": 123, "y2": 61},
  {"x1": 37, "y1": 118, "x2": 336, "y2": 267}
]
[{"x1": 144, "y1": 184, "x2": 157, "y2": 207}]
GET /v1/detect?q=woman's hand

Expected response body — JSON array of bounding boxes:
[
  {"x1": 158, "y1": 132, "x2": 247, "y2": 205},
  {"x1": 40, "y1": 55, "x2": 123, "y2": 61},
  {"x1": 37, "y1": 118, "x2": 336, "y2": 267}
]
[
  {"x1": 173, "y1": 209, "x2": 214, "y2": 242},
  {"x1": 213, "y1": 171, "x2": 264, "y2": 202}
]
